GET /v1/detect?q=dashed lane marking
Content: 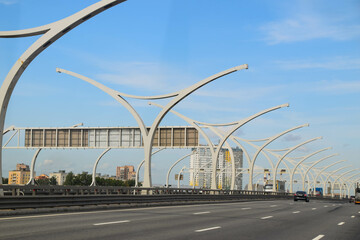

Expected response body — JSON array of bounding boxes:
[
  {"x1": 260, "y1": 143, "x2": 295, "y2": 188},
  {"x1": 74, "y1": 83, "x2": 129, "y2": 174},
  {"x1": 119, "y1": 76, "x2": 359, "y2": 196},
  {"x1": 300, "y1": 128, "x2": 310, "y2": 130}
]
[
  {"x1": 0, "y1": 201, "x2": 266, "y2": 221},
  {"x1": 195, "y1": 226, "x2": 221, "y2": 232},
  {"x1": 93, "y1": 220, "x2": 130, "y2": 226},
  {"x1": 338, "y1": 222, "x2": 345, "y2": 226},
  {"x1": 193, "y1": 212, "x2": 210, "y2": 215},
  {"x1": 261, "y1": 216, "x2": 273, "y2": 220},
  {"x1": 241, "y1": 208, "x2": 251, "y2": 210},
  {"x1": 270, "y1": 205, "x2": 277, "y2": 207},
  {"x1": 351, "y1": 216, "x2": 355, "y2": 218},
  {"x1": 312, "y1": 234, "x2": 325, "y2": 240},
  {"x1": 293, "y1": 211, "x2": 300, "y2": 214},
  {"x1": 312, "y1": 208, "x2": 317, "y2": 210}
]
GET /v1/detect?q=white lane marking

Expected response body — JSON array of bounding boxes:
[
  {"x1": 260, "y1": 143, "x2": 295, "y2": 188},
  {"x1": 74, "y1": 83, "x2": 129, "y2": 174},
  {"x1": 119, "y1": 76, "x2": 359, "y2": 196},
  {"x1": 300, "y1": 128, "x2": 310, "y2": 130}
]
[
  {"x1": 261, "y1": 216, "x2": 273, "y2": 220},
  {"x1": 193, "y1": 211, "x2": 210, "y2": 215},
  {"x1": 351, "y1": 216, "x2": 355, "y2": 218},
  {"x1": 93, "y1": 220, "x2": 130, "y2": 226},
  {"x1": 324, "y1": 205, "x2": 328, "y2": 207},
  {"x1": 312, "y1": 234, "x2": 325, "y2": 240},
  {"x1": 332, "y1": 204, "x2": 336, "y2": 206},
  {"x1": 195, "y1": 226, "x2": 221, "y2": 232},
  {"x1": 358, "y1": 211, "x2": 360, "y2": 214},
  {"x1": 241, "y1": 207, "x2": 251, "y2": 210},
  {"x1": 0, "y1": 200, "x2": 275, "y2": 221},
  {"x1": 312, "y1": 208, "x2": 317, "y2": 210},
  {"x1": 293, "y1": 211, "x2": 300, "y2": 214},
  {"x1": 270, "y1": 205, "x2": 277, "y2": 207},
  {"x1": 338, "y1": 222, "x2": 345, "y2": 226}
]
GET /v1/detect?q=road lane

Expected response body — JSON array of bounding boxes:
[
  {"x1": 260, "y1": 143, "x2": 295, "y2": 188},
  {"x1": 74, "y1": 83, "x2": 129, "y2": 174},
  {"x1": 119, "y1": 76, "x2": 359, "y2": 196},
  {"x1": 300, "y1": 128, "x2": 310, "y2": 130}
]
[{"x1": 0, "y1": 199, "x2": 358, "y2": 240}]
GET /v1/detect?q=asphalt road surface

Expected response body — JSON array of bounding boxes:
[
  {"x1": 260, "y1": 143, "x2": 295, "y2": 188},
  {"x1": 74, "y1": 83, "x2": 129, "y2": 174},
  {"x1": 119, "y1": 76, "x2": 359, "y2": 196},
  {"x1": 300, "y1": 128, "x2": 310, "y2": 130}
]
[{"x1": 0, "y1": 199, "x2": 359, "y2": 240}]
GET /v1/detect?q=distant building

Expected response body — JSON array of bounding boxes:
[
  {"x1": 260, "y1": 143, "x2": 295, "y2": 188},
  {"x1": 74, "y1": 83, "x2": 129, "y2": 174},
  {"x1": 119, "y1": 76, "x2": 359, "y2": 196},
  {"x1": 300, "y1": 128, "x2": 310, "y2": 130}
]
[
  {"x1": 8, "y1": 163, "x2": 31, "y2": 185},
  {"x1": 35, "y1": 174, "x2": 49, "y2": 180},
  {"x1": 49, "y1": 170, "x2": 68, "y2": 185},
  {"x1": 189, "y1": 147, "x2": 243, "y2": 190},
  {"x1": 116, "y1": 165, "x2": 136, "y2": 181}
]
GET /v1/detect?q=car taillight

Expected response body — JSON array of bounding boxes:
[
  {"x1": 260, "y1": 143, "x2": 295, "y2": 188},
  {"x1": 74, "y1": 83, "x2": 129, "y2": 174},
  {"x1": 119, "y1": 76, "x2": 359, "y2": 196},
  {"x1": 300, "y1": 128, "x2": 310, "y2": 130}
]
[{"x1": 304, "y1": 194, "x2": 307, "y2": 196}]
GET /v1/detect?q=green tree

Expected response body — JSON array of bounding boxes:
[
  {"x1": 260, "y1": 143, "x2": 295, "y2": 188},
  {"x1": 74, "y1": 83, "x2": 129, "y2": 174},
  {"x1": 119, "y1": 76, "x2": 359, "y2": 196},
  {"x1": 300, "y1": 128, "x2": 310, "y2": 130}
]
[
  {"x1": 64, "y1": 172, "x2": 75, "y2": 185},
  {"x1": 37, "y1": 178, "x2": 50, "y2": 185},
  {"x1": 49, "y1": 176, "x2": 57, "y2": 185},
  {"x1": 2, "y1": 177, "x2": 8, "y2": 184}
]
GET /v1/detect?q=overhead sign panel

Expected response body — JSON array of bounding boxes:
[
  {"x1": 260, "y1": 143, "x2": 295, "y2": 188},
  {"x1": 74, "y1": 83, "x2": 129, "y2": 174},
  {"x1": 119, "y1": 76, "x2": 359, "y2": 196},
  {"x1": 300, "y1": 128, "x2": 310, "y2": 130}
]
[{"x1": 24, "y1": 126, "x2": 198, "y2": 149}]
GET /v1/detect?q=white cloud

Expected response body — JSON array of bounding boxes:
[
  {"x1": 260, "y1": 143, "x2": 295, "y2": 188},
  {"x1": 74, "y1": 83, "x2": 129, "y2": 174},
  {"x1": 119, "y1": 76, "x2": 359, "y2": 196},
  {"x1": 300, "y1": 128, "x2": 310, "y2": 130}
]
[
  {"x1": 42, "y1": 159, "x2": 54, "y2": 167},
  {"x1": 95, "y1": 61, "x2": 194, "y2": 93},
  {"x1": 281, "y1": 134, "x2": 302, "y2": 142},
  {"x1": 275, "y1": 57, "x2": 360, "y2": 70},
  {"x1": 0, "y1": 0, "x2": 18, "y2": 5},
  {"x1": 313, "y1": 80, "x2": 360, "y2": 94},
  {"x1": 99, "y1": 162, "x2": 110, "y2": 170},
  {"x1": 193, "y1": 85, "x2": 285, "y2": 101},
  {"x1": 261, "y1": 13, "x2": 360, "y2": 44}
]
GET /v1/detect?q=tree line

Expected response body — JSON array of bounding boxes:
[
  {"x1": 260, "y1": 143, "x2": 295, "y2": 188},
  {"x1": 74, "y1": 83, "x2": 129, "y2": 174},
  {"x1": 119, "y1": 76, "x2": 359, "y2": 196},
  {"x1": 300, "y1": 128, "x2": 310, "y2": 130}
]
[
  {"x1": 63, "y1": 172, "x2": 137, "y2": 187},
  {"x1": 2, "y1": 173, "x2": 138, "y2": 187}
]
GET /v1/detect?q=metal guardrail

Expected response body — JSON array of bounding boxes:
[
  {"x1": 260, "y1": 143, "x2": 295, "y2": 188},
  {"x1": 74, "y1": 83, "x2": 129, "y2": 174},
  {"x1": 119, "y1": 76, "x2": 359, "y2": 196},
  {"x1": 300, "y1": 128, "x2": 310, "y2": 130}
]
[
  {"x1": 0, "y1": 185, "x2": 344, "y2": 210},
  {"x1": 0, "y1": 184, "x2": 293, "y2": 210},
  {"x1": 0, "y1": 194, "x2": 293, "y2": 210},
  {"x1": 0, "y1": 184, "x2": 291, "y2": 196}
]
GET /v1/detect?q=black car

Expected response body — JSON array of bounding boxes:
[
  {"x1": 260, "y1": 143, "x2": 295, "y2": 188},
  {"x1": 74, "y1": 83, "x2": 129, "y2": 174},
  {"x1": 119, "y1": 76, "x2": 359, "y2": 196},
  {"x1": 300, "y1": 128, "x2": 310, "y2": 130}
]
[{"x1": 294, "y1": 191, "x2": 309, "y2": 202}]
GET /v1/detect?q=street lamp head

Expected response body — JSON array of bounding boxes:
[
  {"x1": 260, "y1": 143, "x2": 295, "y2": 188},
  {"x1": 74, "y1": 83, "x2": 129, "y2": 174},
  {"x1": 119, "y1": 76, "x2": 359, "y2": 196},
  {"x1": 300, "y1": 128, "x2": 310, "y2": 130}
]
[{"x1": 234, "y1": 64, "x2": 248, "y2": 70}]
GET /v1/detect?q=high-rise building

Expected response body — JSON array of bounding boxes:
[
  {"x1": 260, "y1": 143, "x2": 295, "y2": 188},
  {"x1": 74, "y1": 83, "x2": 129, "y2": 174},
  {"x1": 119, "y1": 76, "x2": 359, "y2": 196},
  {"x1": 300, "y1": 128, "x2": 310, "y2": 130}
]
[
  {"x1": 49, "y1": 170, "x2": 68, "y2": 185},
  {"x1": 116, "y1": 165, "x2": 136, "y2": 181},
  {"x1": 8, "y1": 163, "x2": 31, "y2": 185},
  {"x1": 189, "y1": 147, "x2": 243, "y2": 190}
]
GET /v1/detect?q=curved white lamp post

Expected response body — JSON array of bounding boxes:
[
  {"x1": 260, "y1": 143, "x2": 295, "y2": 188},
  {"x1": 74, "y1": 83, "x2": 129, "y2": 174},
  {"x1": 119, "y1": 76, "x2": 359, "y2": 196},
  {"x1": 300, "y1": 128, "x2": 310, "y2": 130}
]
[
  {"x1": 208, "y1": 128, "x2": 299, "y2": 191},
  {"x1": 90, "y1": 148, "x2": 111, "y2": 186},
  {"x1": 201, "y1": 126, "x2": 237, "y2": 190},
  {"x1": 27, "y1": 148, "x2": 42, "y2": 185},
  {"x1": 331, "y1": 169, "x2": 359, "y2": 198},
  {"x1": 26, "y1": 123, "x2": 85, "y2": 185},
  {"x1": 166, "y1": 151, "x2": 195, "y2": 188},
  {"x1": 57, "y1": 64, "x2": 248, "y2": 188},
  {"x1": 311, "y1": 160, "x2": 346, "y2": 193},
  {"x1": 177, "y1": 166, "x2": 187, "y2": 188},
  {"x1": 204, "y1": 104, "x2": 289, "y2": 190},
  {"x1": 149, "y1": 102, "x2": 288, "y2": 190},
  {"x1": 135, "y1": 148, "x2": 165, "y2": 187},
  {"x1": 232, "y1": 136, "x2": 302, "y2": 190},
  {"x1": 323, "y1": 165, "x2": 351, "y2": 195},
  {"x1": 0, "y1": 0, "x2": 127, "y2": 194},
  {"x1": 340, "y1": 173, "x2": 360, "y2": 198},
  {"x1": 289, "y1": 147, "x2": 331, "y2": 193},
  {"x1": 149, "y1": 102, "x2": 236, "y2": 190},
  {"x1": 271, "y1": 137, "x2": 322, "y2": 191},
  {"x1": 301, "y1": 153, "x2": 339, "y2": 191},
  {"x1": 248, "y1": 124, "x2": 309, "y2": 190}
]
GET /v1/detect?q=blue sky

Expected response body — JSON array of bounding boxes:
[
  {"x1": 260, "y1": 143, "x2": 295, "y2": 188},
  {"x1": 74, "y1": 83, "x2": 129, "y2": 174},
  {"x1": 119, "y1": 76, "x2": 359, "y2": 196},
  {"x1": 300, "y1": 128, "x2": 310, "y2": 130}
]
[{"x1": 0, "y1": 0, "x2": 359, "y2": 187}]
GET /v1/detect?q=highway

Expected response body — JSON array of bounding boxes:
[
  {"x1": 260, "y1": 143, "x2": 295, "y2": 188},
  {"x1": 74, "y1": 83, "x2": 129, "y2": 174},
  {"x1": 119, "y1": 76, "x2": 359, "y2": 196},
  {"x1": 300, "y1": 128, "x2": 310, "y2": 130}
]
[{"x1": 0, "y1": 199, "x2": 359, "y2": 240}]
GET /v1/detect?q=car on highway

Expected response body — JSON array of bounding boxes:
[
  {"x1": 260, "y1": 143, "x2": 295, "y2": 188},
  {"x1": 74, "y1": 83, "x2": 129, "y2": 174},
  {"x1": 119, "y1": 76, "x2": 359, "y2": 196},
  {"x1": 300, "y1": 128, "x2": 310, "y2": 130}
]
[{"x1": 294, "y1": 191, "x2": 309, "y2": 202}]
